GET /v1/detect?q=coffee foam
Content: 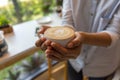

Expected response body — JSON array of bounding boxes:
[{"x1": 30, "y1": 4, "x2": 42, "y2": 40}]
[
  {"x1": 44, "y1": 26, "x2": 75, "y2": 47},
  {"x1": 44, "y1": 27, "x2": 74, "y2": 40}
]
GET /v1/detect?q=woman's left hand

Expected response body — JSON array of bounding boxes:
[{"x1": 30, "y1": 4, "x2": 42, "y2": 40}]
[{"x1": 45, "y1": 32, "x2": 83, "y2": 61}]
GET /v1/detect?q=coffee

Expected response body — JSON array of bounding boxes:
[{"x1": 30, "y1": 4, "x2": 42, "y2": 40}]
[{"x1": 44, "y1": 26, "x2": 75, "y2": 47}]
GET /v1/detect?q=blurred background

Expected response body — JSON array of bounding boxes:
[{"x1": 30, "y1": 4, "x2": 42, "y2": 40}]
[
  {"x1": 0, "y1": 0, "x2": 63, "y2": 80},
  {"x1": 0, "y1": 0, "x2": 63, "y2": 25}
]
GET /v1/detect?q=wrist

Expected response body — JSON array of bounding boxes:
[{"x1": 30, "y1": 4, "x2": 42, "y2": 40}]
[{"x1": 78, "y1": 31, "x2": 86, "y2": 44}]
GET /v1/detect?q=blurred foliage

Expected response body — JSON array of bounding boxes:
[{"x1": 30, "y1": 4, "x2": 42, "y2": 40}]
[
  {"x1": 0, "y1": 15, "x2": 10, "y2": 26},
  {"x1": 0, "y1": 50, "x2": 46, "y2": 80},
  {"x1": 0, "y1": 0, "x2": 56, "y2": 25},
  {"x1": 5, "y1": 70, "x2": 21, "y2": 80},
  {"x1": 56, "y1": 0, "x2": 63, "y2": 6},
  {"x1": 0, "y1": 0, "x2": 63, "y2": 79},
  {"x1": 21, "y1": 52, "x2": 46, "y2": 73}
]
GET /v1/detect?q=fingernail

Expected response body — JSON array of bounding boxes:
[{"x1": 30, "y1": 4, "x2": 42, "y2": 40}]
[
  {"x1": 68, "y1": 43, "x2": 73, "y2": 48},
  {"x1": 45, "y1": 49, "x2": 50, "y2": 54},
  {"x1": 51, "y1": 42, "x2": 56, "y2": 47}
]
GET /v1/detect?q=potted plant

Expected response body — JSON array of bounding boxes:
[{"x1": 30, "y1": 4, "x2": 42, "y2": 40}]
[
  {"x1": 0, "y1": 16, "x2": 13, "y2": 34},
  {"x1": 0, "y1": 16, "x2": 9, "y2": 28}
]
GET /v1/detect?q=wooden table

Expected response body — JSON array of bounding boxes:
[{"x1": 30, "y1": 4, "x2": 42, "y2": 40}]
[{"x1": 0, "y1": 13, "x2": 62, "y2": 71}]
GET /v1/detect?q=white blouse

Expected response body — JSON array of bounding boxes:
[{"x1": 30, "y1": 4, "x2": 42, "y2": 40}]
[{"x1": 62, "y1": 0, "x2": 120, "y2": 77}]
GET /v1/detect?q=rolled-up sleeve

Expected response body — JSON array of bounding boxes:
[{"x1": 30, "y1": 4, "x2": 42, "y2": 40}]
[
  {"x1": 103, "y1": 8, "x2": 120, "y2": 47},
  {"x1": 62, "y1": 0, "x2": 74, "y2": 26}
]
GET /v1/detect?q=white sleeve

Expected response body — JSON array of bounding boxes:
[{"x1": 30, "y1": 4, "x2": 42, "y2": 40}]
[
  {"x1": 102, "y1": 8, "x2": 120, "y2": 47},
  {"x1": 102, "y1": 31, "x2": 119, "y2": 47},
  {"x1": 62, "y1": 0, "x2": 74, "y2": 26}
]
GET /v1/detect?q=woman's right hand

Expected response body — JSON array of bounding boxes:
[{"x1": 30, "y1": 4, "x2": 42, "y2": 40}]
[
  {"x1": 38, "y1": 25, "x2": 50, "y2": 34},
  {"x1": 35, "y1": 25, "x2": 51, "y2": 51}
]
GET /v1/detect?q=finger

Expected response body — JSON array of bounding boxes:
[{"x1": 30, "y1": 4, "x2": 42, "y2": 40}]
[
  {"x1": 46, "y1": 50, "x2": 65, "y2": 62},
  {"x1": 35, "y1": 37, "x2": 46, "y2": 47},
  {"x1": 45, "y1": 49, "x2": 62, "y2": 61},
  {"x1": 41, "y1": 41, "x2": 48, "y2": 51},
  {"x1": 38, "y1": 25, "x2": 50, "y2": 34},
  {"x1": 51, "y1": 42, "x2": 68, "y2": 56},
  {"x1": 67, "y1": 32, "x2": 82, "y2": 48},
  {"x1": 42, "y1": 25, "x2": 51, "y2": 28},
  {"x1": 45, "y1": 49, "x2": 63, "y2": 60},
  {"x1": 46, "y1": 45, "x2": 80, "y2": 60},
  {"x1": 40, "y1": 39, "x2": 52, "y2": 51},
  {"x1": 47, "y1": 46, "x2": 52, "y2": 50},
  {"x1": 37, "y1": 34, "x2": 44, "y2": 38},
  {"x1": 68, "y1": 45, "x2": 82, "y2": 59},
  {"x1": 44, "y1": 40, "x2": 52, "y2": 46}
]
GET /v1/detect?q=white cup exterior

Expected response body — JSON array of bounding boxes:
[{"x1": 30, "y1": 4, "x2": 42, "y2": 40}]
[{"x1": 46, "y1": 35, "x2": 74, "y2": 47}]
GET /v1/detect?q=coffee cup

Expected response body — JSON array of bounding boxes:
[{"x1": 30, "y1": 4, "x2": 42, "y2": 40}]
[{"x1": 44, "y1": 26, "x2": 75, "y2": 47}]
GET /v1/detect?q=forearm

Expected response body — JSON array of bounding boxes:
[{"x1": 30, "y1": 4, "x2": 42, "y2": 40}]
[{"x1": 79, "y1": 32, "x2": 112, "y2": 47}]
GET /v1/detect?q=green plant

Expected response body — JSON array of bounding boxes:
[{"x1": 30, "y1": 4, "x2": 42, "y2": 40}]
[
  {"x1": 0, "y1": 0, "x2": 56, "y2": 25},
  {"x1": 21, "y1": 52, "x2": 46, "y2": 72},
  {"x1": 0, "y1": 16, "x2": 10, "y2": 26},
  {"x1": 4, "y1": 70, "x2": 21, "y2": 80}
]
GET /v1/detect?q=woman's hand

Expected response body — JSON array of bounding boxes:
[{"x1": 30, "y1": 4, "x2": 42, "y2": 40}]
[
  {"x1": 35, "y1": 25, "x2": 51, "y2": 51},
  {"x1": 45, "y1": 32, "x2": 83, "y2": 61},
  {"x1": 37, "y1": 25, "x2": 50, "y2": 34}
]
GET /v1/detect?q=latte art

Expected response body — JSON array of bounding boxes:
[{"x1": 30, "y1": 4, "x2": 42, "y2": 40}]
[
  {"x1": 44, "y1": 26, "x2": 75, "y2": 47},
  {"x1": 44, "y1": 27, "x2": 74, "y2": 40}
]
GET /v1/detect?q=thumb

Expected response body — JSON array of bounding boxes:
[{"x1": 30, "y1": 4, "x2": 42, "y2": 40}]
[
  {"x1": 38, "y1": 25, "x2": 50, "y2": 34},
  {"x1": 67, "y1": 32, "x2": 83, "y2": 48}
]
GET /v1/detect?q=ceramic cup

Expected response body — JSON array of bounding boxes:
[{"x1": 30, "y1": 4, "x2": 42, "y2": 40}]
[{"x1": 44, "y1": 26, "x2": 75, "y2": 47}]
